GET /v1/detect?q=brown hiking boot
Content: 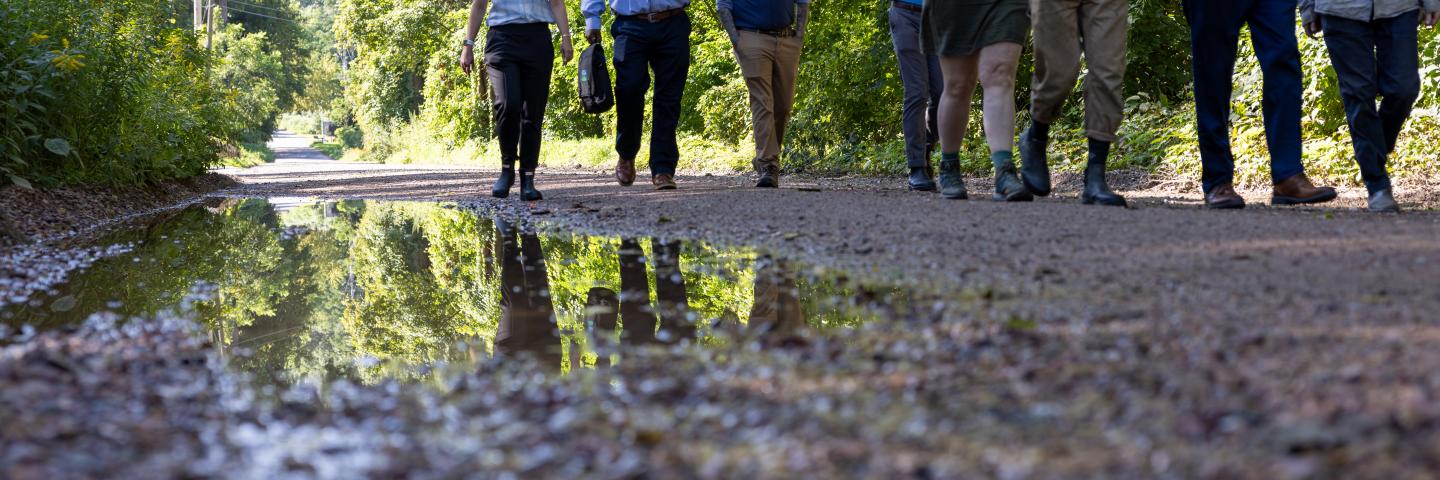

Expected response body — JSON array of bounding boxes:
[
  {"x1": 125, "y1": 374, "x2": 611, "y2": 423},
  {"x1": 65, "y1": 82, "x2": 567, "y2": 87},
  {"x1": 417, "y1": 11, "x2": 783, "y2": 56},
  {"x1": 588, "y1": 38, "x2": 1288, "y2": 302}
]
[
  {"x1": 1272, "y1": 174, "x2": 1337, "y2": 205},
  {"x1": 615, "y1": 157, "x2": 636, "y2": 186},
  {"x1": 652, "y1": 173, "x2": 677, "y2": 190},
  {"x1": 1205, "y1": 183, "x2": 1246, "y2": 210}
]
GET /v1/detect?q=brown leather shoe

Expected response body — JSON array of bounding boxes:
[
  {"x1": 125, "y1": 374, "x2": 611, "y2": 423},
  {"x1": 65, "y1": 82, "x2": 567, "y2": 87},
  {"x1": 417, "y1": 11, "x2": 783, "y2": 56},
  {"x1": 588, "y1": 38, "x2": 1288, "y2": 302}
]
[
  {"x1": 1272, "y1": 174, "x2": 1337, "y2": 205},
  {"x1": 1205, "y1": 183, "x2": 1246, "y2": 209},
  {"x1": 615, "y1": 157, "x2": 636, "y2": 186},
  {"x1": 652, "y1": 173, "x2": 677, "y2": 190}
]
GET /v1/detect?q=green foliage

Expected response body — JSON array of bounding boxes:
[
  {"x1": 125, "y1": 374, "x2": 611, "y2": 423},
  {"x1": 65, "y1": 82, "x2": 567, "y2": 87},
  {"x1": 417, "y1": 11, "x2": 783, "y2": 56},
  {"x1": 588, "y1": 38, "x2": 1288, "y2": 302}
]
[
  {"x1": 0, "y1": 0, "x2": 231, "y2": 186},
  {"x1": 312, "y1": 141, "x2": 344, "y2": 159},
  {"x1": 214, "y1": 24, "x2": 286, "y2": 144},
  {"x1": 280, "y1": 112, "x2": 324, "y2": 134},
  {"x1": 336, "y1": 125, "x2": 364, "y2": 148}
]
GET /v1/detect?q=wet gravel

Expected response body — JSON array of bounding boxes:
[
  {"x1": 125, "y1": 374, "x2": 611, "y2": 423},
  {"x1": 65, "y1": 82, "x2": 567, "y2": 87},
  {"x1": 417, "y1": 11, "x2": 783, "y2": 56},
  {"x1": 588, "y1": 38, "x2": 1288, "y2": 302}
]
[{"x1": 5, "y1": 149, "x2": 1440, "y2": 477}]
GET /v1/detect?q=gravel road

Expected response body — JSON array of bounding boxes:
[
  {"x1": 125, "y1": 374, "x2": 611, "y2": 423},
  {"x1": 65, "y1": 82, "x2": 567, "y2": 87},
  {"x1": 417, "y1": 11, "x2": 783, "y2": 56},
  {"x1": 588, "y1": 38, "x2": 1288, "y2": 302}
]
[{"x1": 6, "y1": 135, "x2": 1440, "y2": 477}]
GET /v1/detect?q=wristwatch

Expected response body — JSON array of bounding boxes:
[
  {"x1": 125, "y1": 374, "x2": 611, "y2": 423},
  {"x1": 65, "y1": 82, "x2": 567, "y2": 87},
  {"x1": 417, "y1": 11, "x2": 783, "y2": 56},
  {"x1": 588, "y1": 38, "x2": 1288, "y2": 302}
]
[{"x1": 462, "y1": 39, "x2": 476, "y2": 47}]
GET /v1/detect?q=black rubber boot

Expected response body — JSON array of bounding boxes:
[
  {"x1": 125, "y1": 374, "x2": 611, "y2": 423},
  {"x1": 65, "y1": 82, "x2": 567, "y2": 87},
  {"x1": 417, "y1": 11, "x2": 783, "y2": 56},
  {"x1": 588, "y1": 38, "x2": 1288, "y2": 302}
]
[
  {"x1": 908, "y1": 167, "x2": 936, "y2": 191},
  {"x1": 492, "y1": 167, "x2": 516, "y2": 198},
  {"x1": 1080, "y1": 140, "x2": 1126, "y2": 207},
  {"x1": 1019, "y1": 122, "x2": 1052, "y2": 197},
  {"x1": 937, "y1": 158, "x2": 968, "y2": 200},
  {"x1": 520, "y1": 171, "x2": 543, "y2": 201}
]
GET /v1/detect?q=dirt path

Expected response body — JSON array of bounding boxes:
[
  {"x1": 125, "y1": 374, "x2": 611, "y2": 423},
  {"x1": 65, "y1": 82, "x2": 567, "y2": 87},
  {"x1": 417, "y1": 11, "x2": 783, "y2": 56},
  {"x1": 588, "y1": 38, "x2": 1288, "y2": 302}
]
[{"x1": 9, "y1": 144, "x2": 1440, "y2": 477}]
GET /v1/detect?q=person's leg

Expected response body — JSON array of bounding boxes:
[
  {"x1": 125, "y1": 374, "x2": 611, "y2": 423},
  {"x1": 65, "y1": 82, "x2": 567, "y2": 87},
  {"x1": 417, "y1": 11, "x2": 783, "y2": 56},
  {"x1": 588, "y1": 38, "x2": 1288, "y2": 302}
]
[
  {"x1": 517, "y1": 30, "x2": 555, "y2": 173},
  {"x1": 611, "y1": 19, "x2": 652, "y2": 184},
  {"x1": 772, "y1": 34, "x2": 802, "y2": 160},
  {"x1": 1246, "y1": 0, "x2": 1305, "y2": 184},
  {"x1": 890, "y1": 7, "x2": 932, "y2": 172},
  {"x1": 650, "y1": 238, "x2": 693, "y2": 342},
  {"x1": 1323, "y1": 15, "x2": 1387, "y2": 194},
  {"x1": 515, "y1": 31, "x2": 554, "y2": 200},
  {"x1": 1079, "y1": 0, "x2": 1127, "y2": 144},
  {"x1": 935, "y1": 54, "x2": 979, "y2": 199},
  {"x1": 1183, "y1": 0, "x2": 1245, "y2": 195},
  {"x1": 925, "y1": 52, "x2": 943, "y2": 154},
  {"x1": 1075, "y1": 0, "x2": 1129, "y2": 206},
  {"x1": 1021, "y1": 0, "x2": 1081, "y2": 196},
  {"x1": 1374, "y1": 12, "x2": 1421, "y2": 156},
  {"x1": 647, "y1": 14, "x2": 693, "y2": 178},
  {"x1": 484, "y1": 29, "x2": 524, "y2": 198},
  {"x1": 617, "y1": 238, "x2": 657, "y2": 345},
  {"x1": 979, "y1": 42, "x2": 1030, "y2": 201},
  {"x1": 736, "y1": 31, "x2": 779, "y2": 171}
]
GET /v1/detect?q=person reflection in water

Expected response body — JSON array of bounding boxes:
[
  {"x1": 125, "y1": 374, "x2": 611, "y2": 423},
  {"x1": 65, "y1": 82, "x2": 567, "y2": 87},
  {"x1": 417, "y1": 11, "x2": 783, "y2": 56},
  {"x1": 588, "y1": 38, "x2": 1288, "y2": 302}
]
[
  {"x1": 748, "y1": 255, "x2": 807, "y2": 344},
  {"x1": 493, "y1": 220, "x2": 562, "y2": 368},
  {"x1": 585, "y1": 238, "x2": 694, "y2": 365}
]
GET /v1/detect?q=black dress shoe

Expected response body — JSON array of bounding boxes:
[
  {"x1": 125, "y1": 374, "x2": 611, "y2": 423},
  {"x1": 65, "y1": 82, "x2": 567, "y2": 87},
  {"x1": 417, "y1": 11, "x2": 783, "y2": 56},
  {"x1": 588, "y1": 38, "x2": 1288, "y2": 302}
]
[
  {"x1": 492, "y1": 167, "x2": 515, "y2": 198},
  {"x1": 520, "y1": 171, "x2": 543, "y2": 201},
  {"x1": 1019, "y1": 126, "x2": 1051, "y2": 197},
  {"x1": 908, "y1": 167, "x2": 936, "y2": 191}
]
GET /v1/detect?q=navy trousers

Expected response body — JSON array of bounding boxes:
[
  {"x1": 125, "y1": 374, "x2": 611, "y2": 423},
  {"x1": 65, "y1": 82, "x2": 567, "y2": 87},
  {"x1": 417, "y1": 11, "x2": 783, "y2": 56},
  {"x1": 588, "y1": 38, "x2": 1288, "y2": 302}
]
[
  {"x1": 1322, "y1": 13, "x2": 1420, "y2": 194},
  {"x1": 1183, "y1": 0, "x2": 1305, "y2": 193},
  {"x1": 485, "y1": 23, "x2": 554, "y2": 171},
  {"x1": 611, "y1": 13, "x2": 692, "y2": 176}
]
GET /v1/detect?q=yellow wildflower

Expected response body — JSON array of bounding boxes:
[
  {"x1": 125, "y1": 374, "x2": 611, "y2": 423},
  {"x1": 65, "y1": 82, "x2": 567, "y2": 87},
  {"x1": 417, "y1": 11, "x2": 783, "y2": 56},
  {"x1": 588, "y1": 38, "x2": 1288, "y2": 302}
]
[
  {"x1": 29, "y1": 33, "x2": 50, "y2": 45},
  {"x1": 52, "y1": 53, "x2": 86, "y2": 72}
]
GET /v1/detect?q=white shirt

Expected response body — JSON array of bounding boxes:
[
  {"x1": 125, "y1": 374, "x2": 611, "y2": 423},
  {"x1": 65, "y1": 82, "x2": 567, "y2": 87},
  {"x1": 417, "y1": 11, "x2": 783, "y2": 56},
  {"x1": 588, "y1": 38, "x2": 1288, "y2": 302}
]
[{"x1": 488, "y1": 0, "x2": 556, "y2": 26}]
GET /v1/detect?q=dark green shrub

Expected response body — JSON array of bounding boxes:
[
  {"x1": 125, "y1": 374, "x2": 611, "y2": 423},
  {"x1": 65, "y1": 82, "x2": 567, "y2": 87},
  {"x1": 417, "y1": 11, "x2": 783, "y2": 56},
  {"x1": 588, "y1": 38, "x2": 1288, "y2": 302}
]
[{"x1": 337, "y1": 126, "x2": 364, "y2": 149}]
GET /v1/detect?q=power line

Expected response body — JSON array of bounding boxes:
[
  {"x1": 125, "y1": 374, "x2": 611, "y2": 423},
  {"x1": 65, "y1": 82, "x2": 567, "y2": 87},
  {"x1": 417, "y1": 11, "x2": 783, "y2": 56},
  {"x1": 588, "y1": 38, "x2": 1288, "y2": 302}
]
[
  {"x1": 228, "y1": 7, "x2": 302, "y2": 23},
  {"x1": 228, "y1": 0, "x2": 292, "y2": 14}
]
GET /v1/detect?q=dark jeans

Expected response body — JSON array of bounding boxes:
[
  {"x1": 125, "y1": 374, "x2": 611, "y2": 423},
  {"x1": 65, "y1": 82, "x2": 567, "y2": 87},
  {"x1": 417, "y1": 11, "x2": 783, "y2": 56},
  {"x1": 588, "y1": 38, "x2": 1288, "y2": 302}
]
[
  {"x1": 889, "y1": 6, "x2": 942, "y2": 169},
  {"x1": 1322, "y1": 13, "x2": 1420, "y2": 194},
  {"x1": 485, "y1": 23, "x2": 554, "y2": 171},
  {"x1": 612, "y1": 13, "x2": 692, "y2": 176},
  {"x1": 1183, "y1": 0, "x2": 1304, "y2": 193}
]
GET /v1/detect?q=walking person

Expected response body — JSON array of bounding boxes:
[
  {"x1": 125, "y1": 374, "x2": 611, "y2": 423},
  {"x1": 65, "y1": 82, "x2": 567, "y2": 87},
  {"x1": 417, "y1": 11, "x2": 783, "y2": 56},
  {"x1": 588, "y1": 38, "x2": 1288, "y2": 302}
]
[
  {"x1": 1184, "y1": 0, "x2": 1338, "y2": 209},
  {"x1": 459, "y1": 0, "x2": 575, "y2": 201},
  {"x1": 889, "y1": 0, "x2": 943, "y2": 191},
  {"x1": 1302, "y1": 1, "x2": 1439, "y2": 213},
  {"x1": 925, "y1": 0, "x2": 1032, "y2": 201},
  {"x1": 1017, "y1": 0, "x2": 1128, "y2": 206},
  {"x1": 718, "y1": 0, "x2": 810, "y2": 188},
  {"x1": 583, "y1": 0, "x2": 693, "y2": 190}
]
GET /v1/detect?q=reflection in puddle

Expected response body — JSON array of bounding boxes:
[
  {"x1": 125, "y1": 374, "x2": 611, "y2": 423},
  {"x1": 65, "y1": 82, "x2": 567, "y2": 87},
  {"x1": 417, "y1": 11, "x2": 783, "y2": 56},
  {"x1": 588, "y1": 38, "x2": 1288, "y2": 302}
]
[{"x1": 2, "y1": 199, "x2": 908, "y2": 385}]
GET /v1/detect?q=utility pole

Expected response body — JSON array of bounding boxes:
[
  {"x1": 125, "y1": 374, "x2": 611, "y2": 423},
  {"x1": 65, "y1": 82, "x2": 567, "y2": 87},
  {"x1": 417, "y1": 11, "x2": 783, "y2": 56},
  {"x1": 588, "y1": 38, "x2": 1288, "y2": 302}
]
[
  {"x1": 204, "y1": 0, "x2": 214, "y2": 51},
  {"x1": 194, "y1": 0, "x2": 204, "y2": 30}
]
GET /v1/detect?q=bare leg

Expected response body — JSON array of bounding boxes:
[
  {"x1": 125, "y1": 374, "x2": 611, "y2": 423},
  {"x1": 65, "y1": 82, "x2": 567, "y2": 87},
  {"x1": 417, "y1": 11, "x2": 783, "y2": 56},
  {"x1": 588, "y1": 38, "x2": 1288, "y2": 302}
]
[
  {"x1": 977, "y1": 42, "x2": 1022, "y2": 154},
  {"x1": 937, "y1": 54, "x2": 979, "y2": 154}
]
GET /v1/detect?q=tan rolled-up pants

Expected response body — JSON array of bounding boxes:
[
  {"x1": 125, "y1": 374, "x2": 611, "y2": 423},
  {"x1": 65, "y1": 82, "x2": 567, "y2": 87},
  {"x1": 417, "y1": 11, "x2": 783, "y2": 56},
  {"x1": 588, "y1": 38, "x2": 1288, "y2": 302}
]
[
  {"x1": 1029, "y1": 0, "x2": 1128, "y2": 143},
  {"x1": 736, "y1": 30, "x2": 803, "y2": 167}
]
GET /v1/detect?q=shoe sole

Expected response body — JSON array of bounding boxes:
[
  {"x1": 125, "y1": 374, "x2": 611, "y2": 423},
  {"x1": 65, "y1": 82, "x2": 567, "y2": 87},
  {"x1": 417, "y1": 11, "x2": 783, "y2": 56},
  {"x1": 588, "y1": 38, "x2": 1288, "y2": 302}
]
[
  {"x1": 909, "y1": 184, "x2": 937, "y2": 192},
  {"x1": 943, "y1": 193, "x2": 969, "y2": 200},
  {"x1": 993, "y1": 192, "x2": 1034, "y2": 202},
  {"x1": 492, "y1": 191, "x2": 510, "y2": 199},
  {"x1": 1081, "y1": 195, "x2": 1127, "y2": 207},
  {"x1": 521, "y1": 194, "x2": 543, "y2": 201},
  {"x1": 1205, "y1": 201, "x2": 1245, "y2": 210},
  {"x1": 655, "y1": 185, "x2": 677, "y2": 191},
  {"x1": 1368, "y1": 206, "x2": 1401, "y2": 213},
  {"x1": 1271, "y1": 190, "x2": 1339, "y2": 205}
]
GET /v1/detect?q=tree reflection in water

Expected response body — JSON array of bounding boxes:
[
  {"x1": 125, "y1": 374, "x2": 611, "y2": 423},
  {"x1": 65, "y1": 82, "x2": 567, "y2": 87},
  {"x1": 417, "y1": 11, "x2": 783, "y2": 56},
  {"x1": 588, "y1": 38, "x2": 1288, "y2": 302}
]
[{"x1": 3, "y1": 199, "x2": 901, "y2": 384}]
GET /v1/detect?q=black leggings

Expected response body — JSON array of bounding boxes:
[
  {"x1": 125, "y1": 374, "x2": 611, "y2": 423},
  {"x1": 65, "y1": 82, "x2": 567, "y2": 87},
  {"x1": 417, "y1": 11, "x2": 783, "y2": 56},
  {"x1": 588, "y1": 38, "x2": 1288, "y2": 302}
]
[{"x1": 485, "y1": 23, "x2": 554, "y2": 171}]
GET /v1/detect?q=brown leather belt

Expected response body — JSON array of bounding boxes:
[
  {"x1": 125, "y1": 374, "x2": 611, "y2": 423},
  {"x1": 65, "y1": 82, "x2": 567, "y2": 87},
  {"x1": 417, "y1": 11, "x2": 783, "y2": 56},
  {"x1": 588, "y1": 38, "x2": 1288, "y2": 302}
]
[
  {"x1": 891, "y1": 1, "x2": 922, "y2": 13},
  {"x1": 618, "y1": 7, "x2": 686, "y2": 23}
]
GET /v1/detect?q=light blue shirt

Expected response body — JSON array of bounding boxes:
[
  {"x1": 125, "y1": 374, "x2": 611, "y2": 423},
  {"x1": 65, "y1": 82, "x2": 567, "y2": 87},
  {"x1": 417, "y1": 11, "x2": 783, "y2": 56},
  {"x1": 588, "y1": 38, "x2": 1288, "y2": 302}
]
[
  {"x1": 488, "y1": 0, "x2": 557, "y2": 26},
  {"x1": 582, "y1": 0, "x2": 692, "y2": 30}
]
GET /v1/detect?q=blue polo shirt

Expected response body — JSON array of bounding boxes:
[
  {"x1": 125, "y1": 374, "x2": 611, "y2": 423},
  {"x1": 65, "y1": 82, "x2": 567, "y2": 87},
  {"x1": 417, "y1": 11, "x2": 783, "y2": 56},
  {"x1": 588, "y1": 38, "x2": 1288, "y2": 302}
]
[
  {"x1": 717, "y1": 0, "x2": 810, "y2": 31},
  {"x1": 895, "y1": 0, "x2": 921, "y2": 5}
]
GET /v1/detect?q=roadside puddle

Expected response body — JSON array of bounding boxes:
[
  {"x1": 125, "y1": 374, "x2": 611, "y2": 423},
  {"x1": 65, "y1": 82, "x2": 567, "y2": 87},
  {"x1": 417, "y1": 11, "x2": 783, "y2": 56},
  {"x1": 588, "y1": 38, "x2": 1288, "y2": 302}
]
[{"x1": 1, "y1": 198, "x2": 914, "y2": 386}]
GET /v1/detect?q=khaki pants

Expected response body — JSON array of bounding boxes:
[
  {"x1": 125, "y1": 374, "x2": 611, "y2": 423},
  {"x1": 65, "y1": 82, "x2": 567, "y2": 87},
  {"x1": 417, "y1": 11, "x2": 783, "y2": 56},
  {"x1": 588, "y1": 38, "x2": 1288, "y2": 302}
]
[
  {"x1": 1029, "y1": 0, "x2": 1127, "y2": 142},
  {"x1": 736, "y1": 30, "x2": 803, "y2": 168}
]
